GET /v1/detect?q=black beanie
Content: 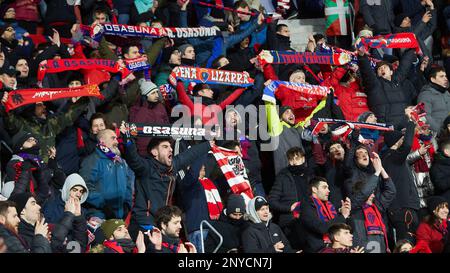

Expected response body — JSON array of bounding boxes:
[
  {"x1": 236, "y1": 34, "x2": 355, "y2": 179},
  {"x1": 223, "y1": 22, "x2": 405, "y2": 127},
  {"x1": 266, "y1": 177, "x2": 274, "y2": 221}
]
[
  {"x1": 394, "y1": 13, "x2": 408, "y2": 27},
  {"x1": 357, "y1": 111, "x2": 375, "y2": 123},
  {"x1": 12, "y1": 131, "x2": 36, "y2": 153},
  {"x1": 9, "y1": 192, "x2": 33, "y2": 216},
  {"x1": 254, "y1": 196, "x2": 269, "y2": 211},
  {"x1": 384, "y1": 130, "x2": 403, "y2": 148},
  {"x1": 427, "y1": 196, "x2": 448, "y2": 214},
  {"x1": 443, "y1": 115, "x2": 450, "y2": 128},
  {"x1": 226, "y1": 194, "x2": 246, "y2": 214},
  {"x1": 279, "y1": 105, "x2": 292, "y2": 117}
]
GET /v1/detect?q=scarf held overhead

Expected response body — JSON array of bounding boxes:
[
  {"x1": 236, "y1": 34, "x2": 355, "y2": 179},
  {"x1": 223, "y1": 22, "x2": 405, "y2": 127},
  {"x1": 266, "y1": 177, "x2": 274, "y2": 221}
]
[
  {"x1": 126, "y1": 122, "x2": 214, "y2": 140},
  {"x1": 4, "y1": 84, "x2": 102, "y2": 112},
  {"x1": 169, "y1": 66, "x2": 254, "y2": 87},
  {"x1": 311, "y1": 118, "x2": 394, "y2": 135},
  {"x1": 262, "y1": 80, "x2": 330, "y2": 104},
  {"x1": 37, "y1": 59, "x2": 131, "y2": 82},
  {"x1": 357, "y1": 33, "x2": 422, "y2": 55},
  {"x1": 210, "y1": 145, "x2": 254, "y2": 203},
  {"x1": 258, "y1": 50, "x2": 351, "y2": 66}
]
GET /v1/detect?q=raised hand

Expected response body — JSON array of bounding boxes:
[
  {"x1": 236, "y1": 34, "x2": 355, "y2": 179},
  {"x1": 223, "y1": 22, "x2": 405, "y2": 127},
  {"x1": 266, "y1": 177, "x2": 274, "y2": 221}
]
[
  {"x1": 136, "y1": 231, "x2": 146, "y2": 253},
  {"x1": 184, "y1": 242, "x2": 197, "y2": 253},
  {"x1": 48, "y1": 29, "x2": 61, "y2": 47},
  {"x1": 274, "y1": 241, "x2": 285, "y2": 252},
  {"x1": 147, "y1": 227, "x2": 162, "y2": 250},
  {"x1": 1, "y1": 92, "x2": 8, "y2": 105},
  {"x1": 35, "y1": 217, "x2": 49, "y2": 239},
  {"x1": 73, "y1": 197, "x2": 82, "y2": 217},
  {"x1": 65, "y1": 197, "x2": 76, "y2": 215}
]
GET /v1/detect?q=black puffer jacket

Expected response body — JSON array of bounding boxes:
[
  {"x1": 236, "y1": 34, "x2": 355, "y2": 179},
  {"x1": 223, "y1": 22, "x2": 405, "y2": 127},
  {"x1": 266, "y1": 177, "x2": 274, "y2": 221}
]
[
  {"x1": 17, "y1": 220, "x2": 52, "y2": 253},
  {"x1": 204, "y1": 213, "x2": 249, "y2": 253},
  {"x1": 50, "y1": 212, "x2": 88, "y2": 253},
  {"x1": 430, "y1": 153, "x2": 450, "y2": 205},
  {"x1": 0, "y1": 224, "x2": 28, "y2": 253},
  {"x1": 358, "y1": 49, "x2": 416, "y2": 129}
]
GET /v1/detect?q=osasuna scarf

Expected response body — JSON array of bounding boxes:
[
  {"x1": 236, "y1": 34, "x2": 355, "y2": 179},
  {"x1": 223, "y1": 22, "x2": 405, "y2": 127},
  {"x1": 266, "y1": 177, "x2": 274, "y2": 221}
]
[
  {"x1": 125, "y1": 122, "x2": 209, "y2": 140},
  {"x1": 169, "y1": 66, "x2": 254, "y2": 87},
  {"x1": 317, "y1": 44, "x2": 380, "y2": 69},
  {"x1": 17, "y1": 153, "x2": 44, "y2": 168},
  {"x1": 4, "y1": 84, "x2": 102, "y2": 112},
  {"x1": 258, "y1": 50, "x2": 351, "y2": 66},
  {"x1": 199, "y1": 177, "x2": 223, "y2": 220},
  {"x1": 210, "y1": 145, "x2": 254, "y2": 203},
  {"x1": 84, "y1": 23, "x2": 221, "y2": 41},
  {"x1": 125, "y1": 56, "x2": 151, "y2": 80},
  {"x1": 159, "y1": 84, "x2": 178, "y2": 109},
  {"x1": 194, "y1": 1, "x2": 257, "y2": 16},
  {"x1": 262, "y1": 80, "x2": 330, "y2": 104},
  {"x1": 357, "y1": 33, "x2": 422, "y2": 55},
  {"x1": 362, "y1": 203, "x2": 389, "y2": 252},
  {"x1": 311, "y1": 196, "x2": 337, "y2": 243},
  {"x1": 412, "y1": 134, "x2": 435, "y2": 173},
  {"x1": 97, "y1": 143, "x2": 122, "y2": 163},
  {"x1": 311, "y1": 118, "x2": 394, "y2": 135},
  {"x1": 161, "y1": 240, "x2": 183, "y2": 253},
  {"x1": 411, "y1": 102, "x2": 428, "y2": 129},
  {"x1": 37, "y1": 59, "x2": 131, "y2": 82}
]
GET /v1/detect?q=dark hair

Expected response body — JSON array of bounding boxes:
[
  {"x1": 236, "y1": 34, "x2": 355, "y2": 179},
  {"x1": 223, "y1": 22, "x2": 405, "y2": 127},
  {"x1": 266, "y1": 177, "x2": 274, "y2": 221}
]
[
  {"x1": 393, "y1": 239, "x2": 413, "y2": 253},
  {"x1": 439, "y1": 138, "x2": 450, "y2": 153},
  {"x1": 234, "y1": 0, "x2": 249, "y2": 9},
  {"x1": 211, "y1": 55, "x2": 227, "y2": 69},
  {"x1": 122, "y1": 45, "x2": 140, "y2": 57},
  {"x1": 328, "y1": 223, "x2": 352, "y2": 242},
  {"x1": 424, "y1": 202, "x2": 449, "y2": 226},
  {"x1": 309, "y1": 176, "x2": 327, "y2": 190},
  {"x1": 340, "y1": 69, "x2": 356, "y2": 83},
  {"x1": 155, "y1": 205, "x2": 183, "y2": 229},
  {"x1": 313, "y1": 33, "x2": 325, "y2": 43},
  {"x1": 429, "y1": 66, "x2": 445, "y2": 81},
  {"x1": 89, "y1": 113, "x2": 108, "y2": 129},
  {"x1": 93, "y1": 7, "x2": 109, "y2": 17},
  {"x1": 286, "y1": 146, "x2": 305, "y2": 161},
  {"x1": 325, "y1": 140, "x2": 346, "y2": 154},
  {"x1": 276, "y1": 24, "x2": 288, "y2": 32},
  {"x1": 147, "y1": 137, "x2": 173, "y2": 152},
  {"x1": 0, "y1": 201, "x2": 16, "y2": 216},
  {"x1": 220, "y1": 140, "x2": 241, "y2": 150}
]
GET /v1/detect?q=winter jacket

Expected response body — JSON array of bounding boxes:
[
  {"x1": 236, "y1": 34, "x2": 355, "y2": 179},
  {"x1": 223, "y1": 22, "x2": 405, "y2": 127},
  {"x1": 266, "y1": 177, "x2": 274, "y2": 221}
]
[
  {"x1": 129, "y1": 99, "x2": 170, "y2": 157},
  {"x1": 358, "y1": 50, "x2": 416, "y2": 129},
  {"x1": 11, "y1": 0, "x2": 41, "y2": 22},
  {"x1": 0, "y1": 224, "x2": 29, "y2": 253},
  {"x1": 123, "y1": 138, "x2": 210, "y2": 228},
  {"x1": 241, "y1": 197, "x2": 294, "y2": 253},
  {"x1": 49, "y1": 212, "x2": 88, "y2": 253},
  {"x1": 268, "y1": 165, "x2": 314, "y2": 228},
  {"x1": 4, "y1": 98, "x2": 89, "y2": 162},
  {"x1": 350, "y1": 174, "x2": 396, "y2": 253},
  {"x1": 415, "y1": 220, "x2": 449, "y2": 253},
  {"x1": 418, "y1": 83, "x2": 450, "y2": 133},
  {"x1": 382, "y1": 121, "x2": 420, "y2": 210},
  {"x1": 360, "y1": 0, "x2": 395, "y2": 35},
  {"x1": 44, "y1": 0, "x2": 76, "y2": 24},
  {"x1": 322, "y1": 67, "x2": 369, "y2": 121},
  {"x1": 79, "y1": 148, "x2": 134, "y2": 219},
  {"x1": 299, "y1": 197, "x2": 348, "y2": 253},
  {"x1": 430, "y1": 153, "x2": 450, "y2": 205},
  {"x1": 0, "y1": 20, "x2": 28, "y2": 40},
  {"x1": 204, "y1": 212, "x2": 249, "y2": 253},
  {"x1": 18, "y1": 220, "x2": 52, "y2": 253}
]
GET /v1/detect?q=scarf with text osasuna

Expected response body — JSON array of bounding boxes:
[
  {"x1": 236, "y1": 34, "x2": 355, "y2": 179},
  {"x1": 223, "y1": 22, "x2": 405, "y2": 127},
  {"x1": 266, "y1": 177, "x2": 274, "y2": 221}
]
[
  {"x1": 4, "y1": 84, "x2": 102, "y2": 112},
  {"x1": 317, "y1": 44, "x2": 380, "y2": 69},
  {"x1": 125, "y1": 122, "x2": 212, "y2": 140},
  {"x1": 311, "y1": 196, "x2": 337, "y2": 243},
  {"x1": 169, "y1": 66, "x2": 254, "y2": 87},
  {"x1": 210, "y1": 145, "x2": 254, "y2": 204},
  {"x1": 83, "y1": 23, "x2": 221, "y2": 41},
  {"x1": 257, "y1": 50, "x2": 351, "y2": 66},
  {"x1": 311, "y1": 118, "x2": 394, "y2": 135},
  {"x1": 262, "y1": 80, "x2": 330, "y2": 104},
  {"x1": 356, "y1": 33, "x2": 422, "y2": 55},
  {"x1": 362, "y1": 203, "x2": 389, "y2": 252},
  {"x1": 37, "y1": 59, "x2": 131, "y2": 82},
  {"x1": 199, "y1": 177, "x2": 223, "y2": 220}
]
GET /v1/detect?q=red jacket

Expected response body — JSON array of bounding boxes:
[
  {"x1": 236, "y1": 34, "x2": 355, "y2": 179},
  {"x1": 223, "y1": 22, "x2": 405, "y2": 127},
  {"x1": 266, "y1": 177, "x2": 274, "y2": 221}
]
[
  {"x1": 322, "y1": 67, "x2": 369, "y2": 121},
  {"x1": 175, "y1": 81, "x2": 245, "y2": 125},
  {"x1": 263, "y1": 64, "x2": 323, "y2": 124},
  {"x1": 11, "y1": 0, "x2": 41, "y2": 22},
  {"x1": 415, "y1": 220, "x2": 448, "y2": 253}
]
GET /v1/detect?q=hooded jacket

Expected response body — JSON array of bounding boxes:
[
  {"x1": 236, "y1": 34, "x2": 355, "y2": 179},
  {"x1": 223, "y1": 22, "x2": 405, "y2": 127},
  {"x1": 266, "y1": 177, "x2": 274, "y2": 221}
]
[
  {"x1": 418, "y1": 83, "x2": 450, "y2": 133},
  {"x1": 241, "y1": 197, "x2": 294, "y2": 253}
]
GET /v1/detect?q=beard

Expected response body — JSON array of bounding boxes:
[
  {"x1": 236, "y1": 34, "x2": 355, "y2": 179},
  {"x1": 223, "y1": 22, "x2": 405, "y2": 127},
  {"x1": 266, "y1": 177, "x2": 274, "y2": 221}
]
[
  {"x1": 110, "y1": 146, "x2": 121, "y2": 156},
  {"x1": 5, "y1": 221, "x2": 18, "y2": 234}
]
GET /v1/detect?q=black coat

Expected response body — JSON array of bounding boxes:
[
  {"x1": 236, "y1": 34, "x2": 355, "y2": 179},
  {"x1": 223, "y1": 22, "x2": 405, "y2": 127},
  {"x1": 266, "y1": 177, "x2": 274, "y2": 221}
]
[
  {"x1": 0, "y1": 224, "x2": 28, "y2": 253},
  {"x1": 430, "y1": 153, "x2": 450, "y2": 205},
  {"x1": 17, "y1": 220, "x2": 52, "y2": 253},
  {"x1": 358, "y1": 50, "x2": 416, "y2": 129},
  {"x1": 204, "y1": 213, "x2": 248, "y2": 253},
  {"x1": 268, "y1": 165, "x2": 313, "y2": 228},
  {"x1": 381, "y1": 121, "x2": 420, "y2": 210},
  {"x1": 124, "y1": 139, "x2": 210, "y2": 227},
  {"x1": 299, "y1": 197, "x2": 348, "y2": 253},
  {"x1": 241, "y1": 220, "x2": 294, "y2": 253},
  {"x1": 50, "y1": 212, "x2": 88, "y2": 253}
]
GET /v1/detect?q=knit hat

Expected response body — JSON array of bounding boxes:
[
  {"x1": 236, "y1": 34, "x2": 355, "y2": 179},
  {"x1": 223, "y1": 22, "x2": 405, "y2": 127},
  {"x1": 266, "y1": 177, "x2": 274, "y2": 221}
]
[
  {"x1": 101, "y1": 219, "x2": 125, "y2": 240},
  {"x1": 192, "y1": 83, "x2": 211, "y2": 95},
  {"x1": 161, "y1": 46, "x2": 177, "y2": 64},
  {"x1": 226, "y1": 194, "x2": 246, "y2": 215},
  {"x1": 375, "y1": 61, "x2": 393, "y2": 71},
  {"x1": 138, "y1": 78, "x2": 158, "y2": 97},
  {"x1": 279, "y1": 105, "x2": 292, "y2": 117},
  {"x1": 394, "y1": 13, "x2": 409, "y2": 27},
  {"x1": 357, "y1": 111, "x2": 375, "y2": 123},
  {"x1": 254, "y1": 196, "x2": 269, "y2": 211},
  {"x1": 8, "y1": 193, "x2": 33, "y2": 216},
  {"x1": 358, "y1": 28, "x2": 373, "y2": 38},
  {"x1": 178, "y1": 43, "x2": 193, "y2": 56},
  {"x1": 427, "y1": 196, "x2": 448, "y2": 214},
  {"x1": 383, "y1": 54, "x2": 399, "y2": 64},
  {"x1": 384, "y1": 130, "x2": 403, "y2": 148},
  {"x1": 12, "y1": 131, "x2": 36, "y2": 153}
]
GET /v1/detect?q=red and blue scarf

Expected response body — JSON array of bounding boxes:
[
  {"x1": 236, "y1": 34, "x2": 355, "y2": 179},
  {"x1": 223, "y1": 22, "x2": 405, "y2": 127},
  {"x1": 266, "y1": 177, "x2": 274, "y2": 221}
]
[
  {"x1": 357, "y1": 32, "x2": 422, "y2": 55},
  {"x1": 258, "y1": 50, "x2": 351, "y2": 66},
  {"x1": 161, "y1": 240, "x2": 183, "y2": 253},
  {"x1": 362, "y1": 203, "x2": 390, "y2": 252},
  {"x1": 97, "y1": 143, "x2": 122, "y2": 163},
  {"x1": 262, "y1": 80, "x2": 330, "y2": 104},
  {"x1": 169, "y1": 66, "x2": 254, "y2": 87},
  {"x1": 312, "y1": 197, "x2": 337, "y2": 243}
]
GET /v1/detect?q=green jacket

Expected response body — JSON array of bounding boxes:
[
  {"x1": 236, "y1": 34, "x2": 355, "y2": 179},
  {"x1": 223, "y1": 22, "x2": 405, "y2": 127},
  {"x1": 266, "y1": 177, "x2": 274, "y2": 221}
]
[{"x1": 5, "y1": 98, "x2": 89, "y2": 163}]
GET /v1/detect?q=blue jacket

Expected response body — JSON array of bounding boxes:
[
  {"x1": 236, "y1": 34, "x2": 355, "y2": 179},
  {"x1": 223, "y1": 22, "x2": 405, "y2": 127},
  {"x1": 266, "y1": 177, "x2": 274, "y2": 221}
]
[{"x1": 79, "y1": 148, "x2": 134, "y2": 219}]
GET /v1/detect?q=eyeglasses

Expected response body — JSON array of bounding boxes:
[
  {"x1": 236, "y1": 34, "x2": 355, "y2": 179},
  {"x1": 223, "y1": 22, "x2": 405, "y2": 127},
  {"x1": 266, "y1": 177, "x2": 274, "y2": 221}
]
[{"x1": 5, "y1": 27, "x2": 14, "y2": 32}]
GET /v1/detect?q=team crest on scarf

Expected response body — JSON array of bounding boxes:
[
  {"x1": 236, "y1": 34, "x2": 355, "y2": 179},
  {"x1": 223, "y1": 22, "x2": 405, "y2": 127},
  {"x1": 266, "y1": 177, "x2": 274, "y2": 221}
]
[{"x1": 170, "y1": 66, "x2": 254, "y2": 87}]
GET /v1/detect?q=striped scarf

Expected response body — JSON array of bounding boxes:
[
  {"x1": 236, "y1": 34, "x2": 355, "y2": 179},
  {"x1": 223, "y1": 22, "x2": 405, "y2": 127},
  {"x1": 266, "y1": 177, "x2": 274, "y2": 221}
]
[
  {"x1": 357, "y1": 32, "x2": 422, "y2": 55},
  {"x1": 258, "y1": 50, "x2": 351, "y2": 66},
  {"x1": 199, "y1": 177, "x2": 223, "y2": 220},
  {"x1": 311, "y1": 196, "x2": 337, "y2": 243},
  {"x1": 262, "y1": 80, "x2": 330, "y2": 104},
  {"x1": 210, "y1": 145, "x2": 254, "y2": 203}
]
